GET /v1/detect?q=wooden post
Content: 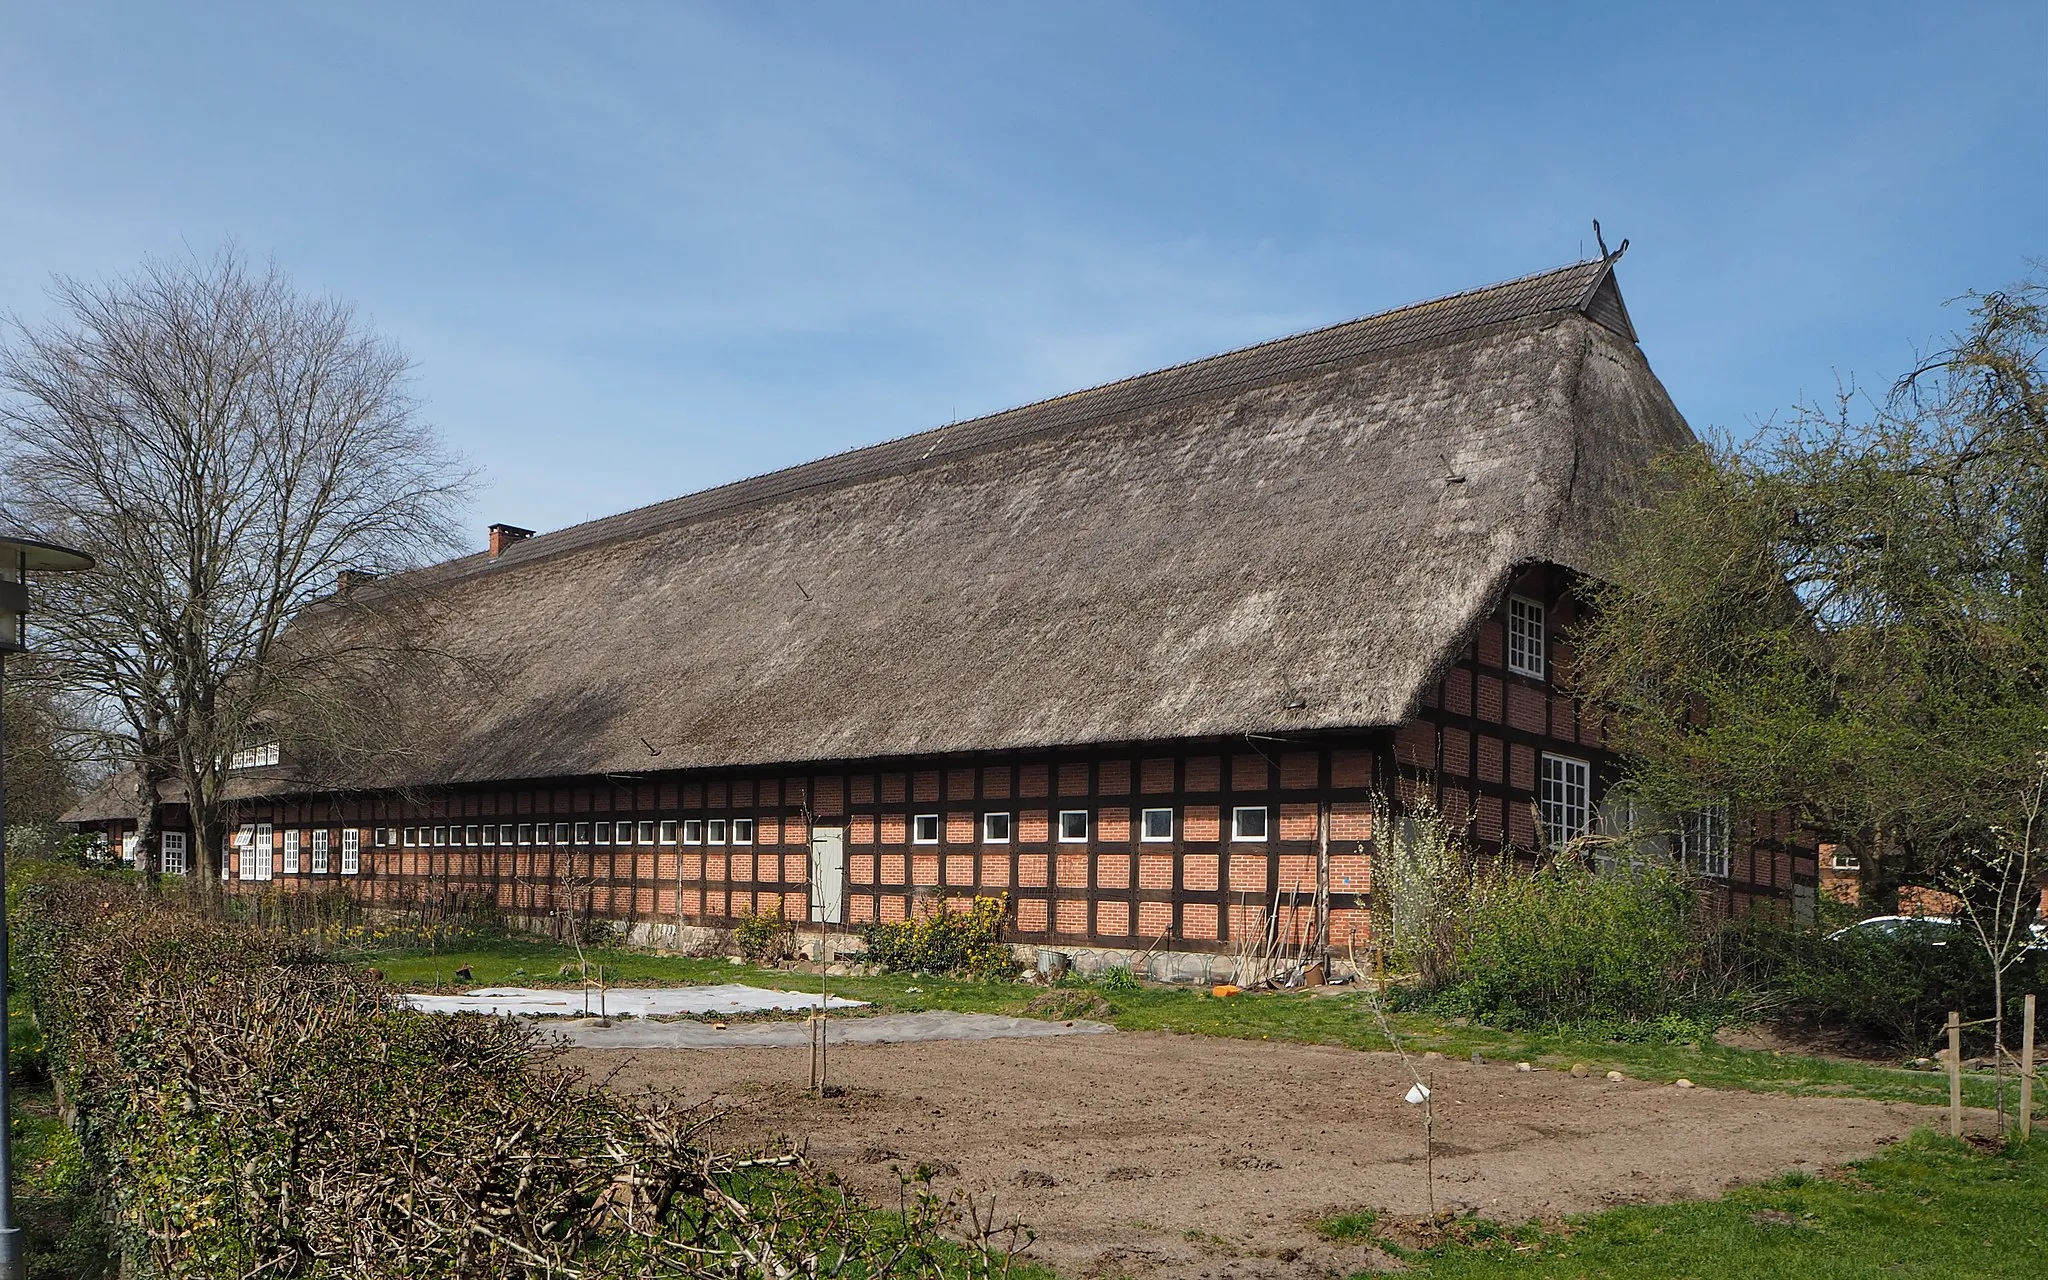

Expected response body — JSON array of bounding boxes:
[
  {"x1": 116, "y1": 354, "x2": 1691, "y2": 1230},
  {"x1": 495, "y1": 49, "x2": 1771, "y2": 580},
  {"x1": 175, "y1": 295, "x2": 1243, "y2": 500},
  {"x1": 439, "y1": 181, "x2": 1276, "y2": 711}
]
[
  {"x1": 2022, "y1": 993, "x2": 2036, "y2": 1143},
  {"x1": 1948, "y1": 1010, "x2": 1963, "y2": 1138}
]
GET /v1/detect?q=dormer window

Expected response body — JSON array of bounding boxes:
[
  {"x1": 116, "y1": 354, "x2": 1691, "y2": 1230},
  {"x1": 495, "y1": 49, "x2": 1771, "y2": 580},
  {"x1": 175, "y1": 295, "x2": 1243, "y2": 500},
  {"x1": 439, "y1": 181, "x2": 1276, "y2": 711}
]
[
  {"x1": 1507, "y1": 596, "x2": 1546, "y2": 679},
  {"x1": 228, "y1": 742, "x2": 281, "y2": 770}
]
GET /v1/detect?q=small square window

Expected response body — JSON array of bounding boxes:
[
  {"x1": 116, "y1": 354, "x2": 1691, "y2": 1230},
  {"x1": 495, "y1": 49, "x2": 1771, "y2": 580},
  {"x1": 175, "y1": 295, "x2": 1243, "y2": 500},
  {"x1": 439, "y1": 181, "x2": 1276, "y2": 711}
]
[
  {"x1": 1141, "y1": 808, "x2": 1174, "y2": 842},
  {"x1": 485, "y1": 825, "x2": 499, "y2": 846},
  {"x1": 1232, "y1": 807, "x2": 1268, "y2": 842},
  {"x1": 465, "y1": 824, "x2": 479, "y2": 845},
  {"x1": 913, "y1": 814, "x2": 940, "y2": 844},
  {"x1": 1058, "y1": 810, "x2": 1090, "y2": 842},
  {"x1": 433, "y1": 826, "x2": 448, "y2": 847},
  {"x1": 659, "y1": 820, "x2": 677, "y2": 844},
  {"x1": 982, "y1": 812, "x2": 1012, "y2": 843},
  {"x1": 732, "y1": 818, "x2": 756, "y2": 845},
  {"x1": 575, "y1": 821, "x2": 593, "y2": 844},
  {"x1": 554, "y1": 822, "x2": 570, "y2": 843},
  {"x1": 683, "y1": 819, "x2": 704, "y2": 844},
  {"x1": 708, "y1": 818, "x2": 728, "y2": 845},
  {"x1": 518, "y1": 823, "x2": 533, "y2": 845},
  {"x1": 402, "y1": 828, "x2": 417, "y2": 847},
  {"x1": 616, "y1": 820, "x2": 634, "y2": 845},
  {"x1": 638, "y1": 820, "x2": 655, "y2": 844}
]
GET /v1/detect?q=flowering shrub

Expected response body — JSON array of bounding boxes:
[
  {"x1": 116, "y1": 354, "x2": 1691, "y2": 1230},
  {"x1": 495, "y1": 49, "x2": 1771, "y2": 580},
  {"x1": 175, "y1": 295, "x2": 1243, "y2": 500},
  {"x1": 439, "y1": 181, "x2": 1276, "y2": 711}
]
[{"x1": 858, "y1": 895, "x2": 1011, "y2": 979}]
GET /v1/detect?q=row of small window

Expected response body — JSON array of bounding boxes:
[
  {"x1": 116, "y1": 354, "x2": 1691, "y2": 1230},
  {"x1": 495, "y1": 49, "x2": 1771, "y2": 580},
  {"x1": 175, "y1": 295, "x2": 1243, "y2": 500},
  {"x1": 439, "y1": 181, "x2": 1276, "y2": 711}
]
[
  {"x1": 942, "y1": 807, "x2": 1271, "y2": 844},
  {"x1": 391, "y1": 820, "x2": 736, "y2": 847}
]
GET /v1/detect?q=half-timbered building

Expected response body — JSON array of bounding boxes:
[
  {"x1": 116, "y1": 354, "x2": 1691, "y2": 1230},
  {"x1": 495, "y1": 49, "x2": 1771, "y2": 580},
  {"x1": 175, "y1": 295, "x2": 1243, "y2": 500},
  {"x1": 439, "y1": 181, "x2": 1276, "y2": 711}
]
[{"x1": 67, "y1": 254, "x2": 1818, "y2": 973}]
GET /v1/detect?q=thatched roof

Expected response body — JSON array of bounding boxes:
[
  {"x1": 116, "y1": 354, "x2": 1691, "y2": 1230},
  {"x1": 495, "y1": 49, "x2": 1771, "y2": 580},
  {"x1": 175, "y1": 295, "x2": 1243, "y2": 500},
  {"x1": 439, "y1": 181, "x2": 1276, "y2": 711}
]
[{"x1": 70, "y1": 255, "x2": 1694, "y2": 813}]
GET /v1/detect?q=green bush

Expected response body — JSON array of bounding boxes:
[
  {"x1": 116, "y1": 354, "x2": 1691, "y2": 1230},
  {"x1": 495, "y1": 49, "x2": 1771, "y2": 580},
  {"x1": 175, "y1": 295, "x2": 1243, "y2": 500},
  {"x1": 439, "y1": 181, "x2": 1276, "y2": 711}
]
[
  {"x1": 734, "y1": 902, "x2": 798, "y2": 964},
  {"x1": 1414, "y1": 858, "x2": 1721, "y2": 1029},
  {"x1": 858, "y1": 895, "x2": 1011, "y2": 979},
  {"x1": 1732, "y1": 922, "x2": 2046, "y2": 1055}
]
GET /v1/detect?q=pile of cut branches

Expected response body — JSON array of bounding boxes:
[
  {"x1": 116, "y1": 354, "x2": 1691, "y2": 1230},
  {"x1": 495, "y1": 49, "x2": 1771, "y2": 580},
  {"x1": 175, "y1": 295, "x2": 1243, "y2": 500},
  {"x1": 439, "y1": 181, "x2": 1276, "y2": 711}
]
[{"x1": 15, "y1": 870, "x2": 1031, "y2": 1278}]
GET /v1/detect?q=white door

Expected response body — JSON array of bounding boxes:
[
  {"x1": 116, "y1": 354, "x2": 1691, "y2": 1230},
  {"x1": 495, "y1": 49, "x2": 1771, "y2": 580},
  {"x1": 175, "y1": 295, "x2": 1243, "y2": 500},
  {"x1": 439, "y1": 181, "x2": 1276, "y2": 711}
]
[{"x1": 808, "y1": 825, "x2": 845, "y2": 925}]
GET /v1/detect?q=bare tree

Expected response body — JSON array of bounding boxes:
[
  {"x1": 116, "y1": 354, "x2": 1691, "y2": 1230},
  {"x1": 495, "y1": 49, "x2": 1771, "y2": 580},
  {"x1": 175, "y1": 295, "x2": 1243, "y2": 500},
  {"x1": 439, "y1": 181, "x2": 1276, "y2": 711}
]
[
  {"x1": 0, "y1": 249, "x2": 474, "y2": 885},
  {"x1": 1940, "y1": 751, "x2": 2047, "y2": 1138}
]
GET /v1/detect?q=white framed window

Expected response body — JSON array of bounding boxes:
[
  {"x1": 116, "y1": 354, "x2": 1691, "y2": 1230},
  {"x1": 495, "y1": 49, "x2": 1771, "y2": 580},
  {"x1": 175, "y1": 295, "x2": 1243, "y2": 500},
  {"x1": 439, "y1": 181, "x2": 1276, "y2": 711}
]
[
  {"x1": 311, "y1": 828, "x2": 331, "y2": 873},
  {"x1": 707, "y1": 818, "x2": 727, "y2": 845},
  {"x1": 1682, "y1": 805, "x2": 1731, "y2": 879},
  {"x1": 553, "y1": 822, "x2": 570, "y2": 844},
  {"x1": 1142, "y1": 808, "x2": 1174, "y2": 842},
  {"x1": 1232, "y1": 807, "x2": 1268, "y2": 842},
  {"x1": 465, "y1": 824, "x2": 479, "y2": 846},
  {"x1": 1829, "y1": 845, "x2": 1859, "y2": 871},
  {"x1": 683, "y1": 819, "x2": 704, "y2": 845},
  {"x1": 341, "y1": 829, "x2": 360, "y2": 875},
  {"x1": 981, "y1": 812, "x2": 1011, "y2": 844},
  {"x1": 659, "y1": 820, "x2": 677, "y2": 845},
  {"x1": 1539, "y1": 754, "x2": 1591, "y2": 847},
  {"x1": 283, "y1": 829, "x2": 301, "y2": 874},
  {"x1": 432, "y1": 826, "x2": 448, "y2": 847},
  {"x1": 161, "y1": 830, "x2": 187, "y2": 875},
  {"x1": 232, "y1": 827, "x2": 255, "y2": 880},
  {"x1": 912, "y1": 814, "x2": 940, "y2": 844},
  {"x1": 732, "y1": 818, "x2": 756, "y2": 845},
  {"x1": 638, "y1": 820, "x2": 656, "y2": 844},
  {"x1": 121, "y1": 832, "x2": 139, "y2": 864},
  {"x1": 402, "y1": 827, "x2": 417, "y2": 847},
  {"x1": 1058, "y1": 810, "x2": 1090, "y2": 843},
  {"x1": 1508, "y1": 596, "x2": 1546, "y2": 679},
  {"x1": 594, "y1": 822, "x2": 612, "y2": 845},
  {"x1": 228, "y1": 741, "x2": 281, "y2": 770}
]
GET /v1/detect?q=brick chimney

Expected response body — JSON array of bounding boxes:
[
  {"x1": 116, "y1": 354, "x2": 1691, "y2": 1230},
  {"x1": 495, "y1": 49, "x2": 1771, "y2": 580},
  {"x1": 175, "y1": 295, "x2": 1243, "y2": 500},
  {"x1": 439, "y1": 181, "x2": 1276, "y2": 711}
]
[
  {"x1": 488, "y1": 523, "x2": 535, "y2": 559},
  {"x1": 335, "y1": 568, "x2": 378, "y2": 593}
]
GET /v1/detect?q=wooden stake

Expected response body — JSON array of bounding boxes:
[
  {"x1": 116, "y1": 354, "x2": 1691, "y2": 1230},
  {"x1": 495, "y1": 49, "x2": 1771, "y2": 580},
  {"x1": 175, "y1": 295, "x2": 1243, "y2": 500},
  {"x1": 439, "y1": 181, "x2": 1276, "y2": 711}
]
[
  {"x1": 2021, "y1": 993, "x2": 2036, "y2": 1143},
  {"x1": 1948, "y1": 1009, "x2": 1963, "y2": 1138}
]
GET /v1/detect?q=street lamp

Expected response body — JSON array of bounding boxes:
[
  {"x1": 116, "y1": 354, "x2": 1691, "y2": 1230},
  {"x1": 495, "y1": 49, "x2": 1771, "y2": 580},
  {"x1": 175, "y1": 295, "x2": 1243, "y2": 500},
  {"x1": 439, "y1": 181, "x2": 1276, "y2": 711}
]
[{"x1": 0, "y1": 533, "x2": 93, "y2": 1280}]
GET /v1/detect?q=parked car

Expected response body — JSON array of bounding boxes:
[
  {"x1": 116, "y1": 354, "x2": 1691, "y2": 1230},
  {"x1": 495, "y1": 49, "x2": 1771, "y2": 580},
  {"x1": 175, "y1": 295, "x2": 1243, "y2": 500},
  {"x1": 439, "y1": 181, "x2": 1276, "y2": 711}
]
[
  {"x1": 1826, "y1": 915, "x2": 1958, "y2": 945},
  {"x1": 1826, "y1": 915, "x2": 2048, "y2": 955}
]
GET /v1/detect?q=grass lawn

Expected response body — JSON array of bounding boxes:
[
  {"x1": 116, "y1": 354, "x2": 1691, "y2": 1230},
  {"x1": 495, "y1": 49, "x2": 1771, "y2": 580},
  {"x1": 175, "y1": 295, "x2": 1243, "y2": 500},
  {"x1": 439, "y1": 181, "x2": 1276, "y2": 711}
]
[
  {"x1": 1328, "y1": 1133, "x2": 2048, "y2": 1279},
  {"x1": 360, "y1": 933, "x2": 2023, "y2": 1110}
]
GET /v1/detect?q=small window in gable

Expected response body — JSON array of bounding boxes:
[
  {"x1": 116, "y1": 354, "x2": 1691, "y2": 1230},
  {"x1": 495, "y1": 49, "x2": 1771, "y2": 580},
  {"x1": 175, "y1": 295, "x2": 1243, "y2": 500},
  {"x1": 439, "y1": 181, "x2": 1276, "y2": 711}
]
[
  {"x1": 1232, "y1": 807, "x2": 1268, "y2": 842},
  {"x1": 1058, "y1": 810, "x2": 1090, "y2": 843},
  {"x1": 707, "y1": 818, "x2": 727, "y2": 845},
  {"x1": 732, "y1": 818, "x2": 755, "y2": 845},
  {"x1": 912, "y1": 814, "x2": 940, "y2": 844},
  {"x1": 659, "y1": 820, "x2": 677, "y2": 844},
  {"x1": 1507, "y1": 596, "x2": 1546, "y2": 679},
  {"x1": 615, "y1": 820, "x2": 634, "y2": 845},
  {"x1": 638, "y1": 820, "x2": 656, "y2": 844},
  {"x1": 982, "y1": 812, "x2": 1011, "y2": 844},
  {"x1": 683, "y1": 819, "x2": 704, "y2": 844}
]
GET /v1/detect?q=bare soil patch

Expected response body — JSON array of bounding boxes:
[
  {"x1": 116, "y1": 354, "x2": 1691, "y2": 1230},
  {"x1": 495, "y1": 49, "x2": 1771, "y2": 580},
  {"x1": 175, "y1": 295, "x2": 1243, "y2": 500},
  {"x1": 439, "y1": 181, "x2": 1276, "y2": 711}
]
[{"x1": 567, "y1": 1031, "x2": 1941, "y2": 1279}]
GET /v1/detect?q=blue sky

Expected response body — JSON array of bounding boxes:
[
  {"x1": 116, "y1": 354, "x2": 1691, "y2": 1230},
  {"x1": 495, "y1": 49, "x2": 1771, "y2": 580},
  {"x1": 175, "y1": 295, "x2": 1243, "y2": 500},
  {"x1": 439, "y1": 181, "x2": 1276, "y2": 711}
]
[{"x1": 4, "y1": 2, "x2": 2043, "y2": 544}]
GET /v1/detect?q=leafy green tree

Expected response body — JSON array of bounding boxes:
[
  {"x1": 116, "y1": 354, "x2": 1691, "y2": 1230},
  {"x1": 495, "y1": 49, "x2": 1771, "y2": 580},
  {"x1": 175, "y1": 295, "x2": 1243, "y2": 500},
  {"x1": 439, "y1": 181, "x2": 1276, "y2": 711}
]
[{"x1": 1572, "y1": 272, "x2": 2048, "y2": 911}]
